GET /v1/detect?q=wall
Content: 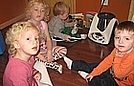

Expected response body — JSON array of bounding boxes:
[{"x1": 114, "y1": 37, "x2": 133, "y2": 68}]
[
  {"x1": 0, "y1": 0, "x2": 27, "y2": 29},
  {"x1": 0, "y1": 0, "x2": 131, "y2": 29},
  {"x1": 76, "y1": 0, "x2": 131, "y2": 22}
]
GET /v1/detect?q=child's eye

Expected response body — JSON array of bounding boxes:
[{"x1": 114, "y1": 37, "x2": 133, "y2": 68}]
[
  {"x1": 35, "y1": 36, "x2": 39, "y2": 40},
  {"x1": 35, "y1": 37, "x2": 39, "y2": 40},
  {"x1": 34, "y1": 8, "x2": 38, "y2": 11},
  {"x1": 26, "y1": 38, "x2": 30, "y2": 40},
  {"x1": 41, "y1": 9, "x2": 44, "y2": 12},
  {"x1": 114, "y1": 36, "x2": 120, "y2": 40},
  {"x1": 125, "y1": 37, "x2": 130, "y2": 40}
]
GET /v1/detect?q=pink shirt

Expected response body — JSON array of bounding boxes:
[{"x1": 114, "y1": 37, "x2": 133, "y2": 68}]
[
  {"x1": 3, "y1": 55, "x2": 37, "y2": 86},
  {"x1": 40, "y1": 21, "x2": 47, "y2": 53}
]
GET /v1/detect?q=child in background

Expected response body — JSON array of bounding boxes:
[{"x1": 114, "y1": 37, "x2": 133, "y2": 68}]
[
  {"x1": 63, "y1": 21, "x2": 134, "y2": 86},
  {"x1": 25, "y1": 0, "x2": 67, "y2": 74},
  {"x1": 3, "y1": 22, "x2": 41, "y2": 86},
  {"x1": 48, "y1": 1, "x2": 82, "y2": 42}
]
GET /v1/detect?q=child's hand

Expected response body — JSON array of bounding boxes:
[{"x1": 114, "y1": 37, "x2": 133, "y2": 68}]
[
  {"x1": 34, "y1": 72, "x2": 41, "y2": 81},
  {"x1": 85, "y1": 74, "x2": 93, "y2": 82},
  {"x1": 46, "y1": 51, "x2": 54, "y2": 62},
  {"x1": 46, "y1": 56, "x2": 54, "y2": 62},
  {"x1": 37, "y1": 53, "x2": 47, "y2": 61},
  {"x1": 65, "y1": 35, "x2": 71, "y2": 41}
]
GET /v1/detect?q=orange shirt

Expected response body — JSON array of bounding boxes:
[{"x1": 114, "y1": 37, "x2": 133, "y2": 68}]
[{"x1": 90, "y1": 48, "x2": 134, "y2": 86}]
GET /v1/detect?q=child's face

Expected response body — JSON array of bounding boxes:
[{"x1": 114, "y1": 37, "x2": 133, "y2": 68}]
[
  {"x1": 58, "y1": 12, "x2": 69, "y2": 20},
  {"x1": 114, "y1": 30, "x2": 134, "y2": 53},
  {"x1": 15, "y1": 28, "x2": 39, "y2": 56},
  {"x1": 30, "y1": 3, "x2": 45, "y2": 21}
]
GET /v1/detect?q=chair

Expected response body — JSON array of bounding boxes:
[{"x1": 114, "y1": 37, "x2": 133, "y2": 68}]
[
  {"x1": 0, "y1": 31, "x2": 6, "y2": 54},
  {"x1": 88, "y1": 12, "x2": 118, "y2": 44}
]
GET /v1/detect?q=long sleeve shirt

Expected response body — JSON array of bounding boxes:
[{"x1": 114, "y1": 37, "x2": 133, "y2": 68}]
[
  {"x1": 90, "y1": 48, "x2": 134, "y2": 86},
  {"x1": 3, "y1": 55, "x2": 37, "y2": 86},
  {"x1": 48, "y1": 16, "x2": 74, "y2": 40}
]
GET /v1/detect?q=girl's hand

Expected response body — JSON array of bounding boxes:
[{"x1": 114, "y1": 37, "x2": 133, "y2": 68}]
[
  {"x1": 37, "y1": 53, "x2": 47, "y2": 61},
  {"x1": 85, "y1": 74, "x2": 93, "y2": 82},
  {"x1": 46, "y1": 55, "x2": 53, "y2": 62},
  {"x1": 46, "y1": 51, "x2": 54, "y2": 62},
  {"x1": 34, "y1": 72, "x2": 41, "y2": 81}
]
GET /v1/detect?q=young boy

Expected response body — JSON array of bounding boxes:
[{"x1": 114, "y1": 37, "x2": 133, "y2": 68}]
[
  {"x1": 63, "y1": 21, "x2": 134, "y2": 86},
  {"x1": 48, "y1": 1, "x2": 82, "y2": 42}
]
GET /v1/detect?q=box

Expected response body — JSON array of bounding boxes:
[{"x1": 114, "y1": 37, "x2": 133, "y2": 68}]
[{"x1": 69, "y1": 13, "x2": 84, "y2": 29}]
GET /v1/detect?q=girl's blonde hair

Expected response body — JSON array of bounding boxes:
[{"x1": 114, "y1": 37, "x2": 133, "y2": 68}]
[
  {"x1": 53, "y1": 1, "x2": 70, "y2": 16},
  {"x1": 25, "y1": 0, "x2": 50, "y2": 22},
  {"x1": 6, "y1": 22, "x2": 40, "y2": 55}
]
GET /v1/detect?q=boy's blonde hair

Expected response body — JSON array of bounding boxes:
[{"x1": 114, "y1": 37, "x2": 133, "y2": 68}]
[
  {"x1": 6, "y1": 22, "x2": 39, "y2": 55},
  {"x1": 115, "y1": 21, "x2": 134, "y2": 34},
  {"x1": 53, "y1": 1, "x2": 70, "y2": 16},
  {"x1": 25, "y1": 0, "x2": 50, "y2": 22}
]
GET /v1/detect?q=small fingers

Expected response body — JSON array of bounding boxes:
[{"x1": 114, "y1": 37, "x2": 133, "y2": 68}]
[{"x1": 85, "y1": 75, "x2": 93, "y2": 82}]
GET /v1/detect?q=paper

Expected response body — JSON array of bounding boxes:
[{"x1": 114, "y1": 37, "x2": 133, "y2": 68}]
[{"x1": 34, "y1": 61, "x2": 53, "y2": 86}]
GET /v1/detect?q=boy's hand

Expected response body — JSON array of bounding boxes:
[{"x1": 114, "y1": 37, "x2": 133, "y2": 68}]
[
  {"x1": 65, "y1": 35, "x2": 71, "y2": 41},
  {"x1": 85, "y1": 74, "x2": 93, "y2": 82}
]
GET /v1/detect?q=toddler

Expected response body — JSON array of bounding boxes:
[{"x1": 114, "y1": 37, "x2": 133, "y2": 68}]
[
  {"x1": 48, "y1": 1, "x2": 83, "y2": 42},
  {"x1": 64, "y1": 21, "x2": 134, "y2": 86},
  {"x1": 3, "y1": 22, "x2": 41, "y2": 86}
]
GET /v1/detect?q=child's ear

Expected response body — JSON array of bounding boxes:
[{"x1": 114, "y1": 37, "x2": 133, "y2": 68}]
[{"x1": 13, "y1": 41, "x2": 20, "y2": 48}]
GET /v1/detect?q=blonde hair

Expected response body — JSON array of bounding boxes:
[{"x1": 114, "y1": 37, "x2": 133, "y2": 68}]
[
  {"x1": 25, "y1": 0, "x2": 50, "y2": 22},
  {"x1": 6, "y1": 22, "x2": 40, "y2": 55},
  {"x1": 53, "y1": 1, "x2": 70, "y2": 16},
  {"x1": 115, "y1": 21, "x2": 134, "y2": 34}
]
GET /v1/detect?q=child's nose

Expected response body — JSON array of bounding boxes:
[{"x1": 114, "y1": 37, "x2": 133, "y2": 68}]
[
  {"x1": 119, "y1": 38, "x2": 123, "y2": 43},
  {"x1": 33, "y1": 40, "x2": 38, "y2": 44},
  {"x1": 38, "y1": 11, "x2": 41, "y2": 15}
]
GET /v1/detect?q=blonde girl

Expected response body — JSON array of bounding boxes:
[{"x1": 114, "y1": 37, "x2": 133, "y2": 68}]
[
  {"x1": 3, "y1": 22, "x2": 41, "y2": 86},
  {"x1": 25, "y1": 0, "x2": 67, "y2": 74}
]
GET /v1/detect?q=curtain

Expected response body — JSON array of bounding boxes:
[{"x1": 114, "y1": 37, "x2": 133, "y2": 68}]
[
  {"x1": 45, "y1": 0, "x2": 76, "y2": 18},
  {"x1": 128, "y1": 0, "x2": 134, "y2": 20}
]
